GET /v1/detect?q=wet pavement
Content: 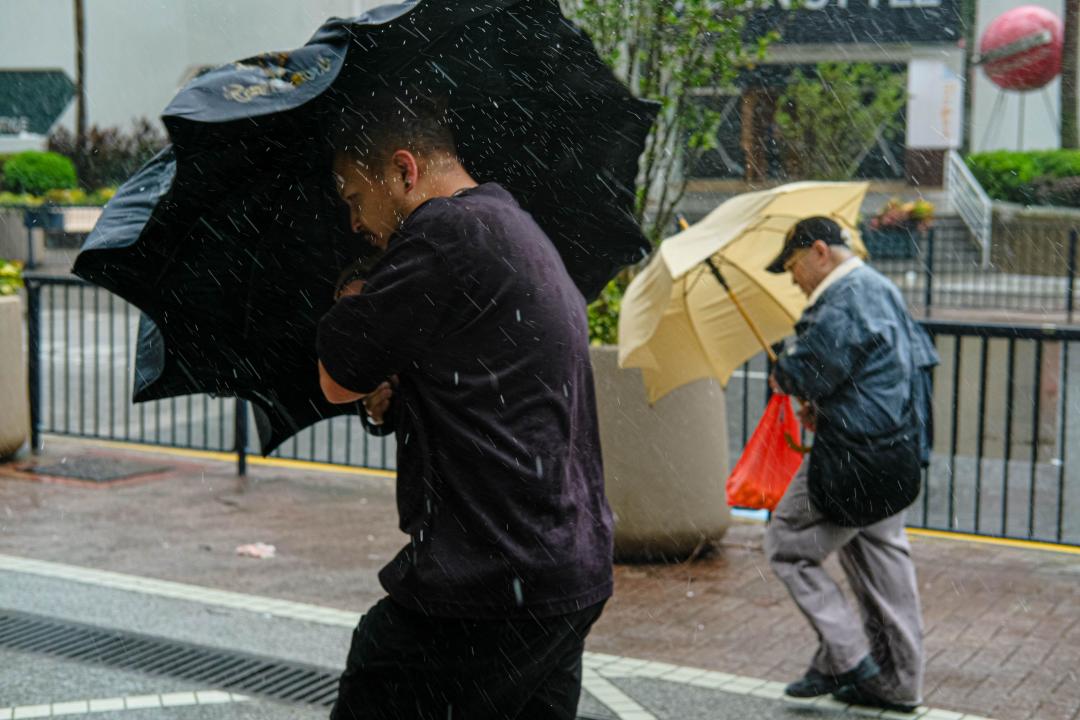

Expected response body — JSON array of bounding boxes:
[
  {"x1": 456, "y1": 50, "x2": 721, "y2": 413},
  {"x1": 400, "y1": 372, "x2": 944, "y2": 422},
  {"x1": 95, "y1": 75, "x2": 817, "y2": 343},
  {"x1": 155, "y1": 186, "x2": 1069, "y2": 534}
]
[{"x1": 1, "y1": 438, "x2": 1078, "y2": 719}]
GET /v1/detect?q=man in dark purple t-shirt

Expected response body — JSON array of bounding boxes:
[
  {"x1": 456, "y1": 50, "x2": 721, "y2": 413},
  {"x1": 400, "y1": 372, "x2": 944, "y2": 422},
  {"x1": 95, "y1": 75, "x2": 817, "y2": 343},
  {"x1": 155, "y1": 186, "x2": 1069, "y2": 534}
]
[{"x1": 317, "y1": 103, "x2": 613, "y2": 719}]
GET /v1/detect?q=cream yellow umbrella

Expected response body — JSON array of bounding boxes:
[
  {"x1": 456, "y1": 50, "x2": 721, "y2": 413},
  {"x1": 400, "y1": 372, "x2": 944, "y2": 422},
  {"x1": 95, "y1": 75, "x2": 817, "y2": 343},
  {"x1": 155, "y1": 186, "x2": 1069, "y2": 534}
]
[{"x1": 618, "y1": 181, "x2": 869, "y2": 403}]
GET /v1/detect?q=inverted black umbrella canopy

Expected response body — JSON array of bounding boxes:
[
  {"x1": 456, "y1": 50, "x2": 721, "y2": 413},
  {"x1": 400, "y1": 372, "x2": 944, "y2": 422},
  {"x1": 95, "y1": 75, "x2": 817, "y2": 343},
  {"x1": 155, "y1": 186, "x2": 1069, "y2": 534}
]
[{"x1": 73, "y1": 0, "x2": 658, "y2": 454}]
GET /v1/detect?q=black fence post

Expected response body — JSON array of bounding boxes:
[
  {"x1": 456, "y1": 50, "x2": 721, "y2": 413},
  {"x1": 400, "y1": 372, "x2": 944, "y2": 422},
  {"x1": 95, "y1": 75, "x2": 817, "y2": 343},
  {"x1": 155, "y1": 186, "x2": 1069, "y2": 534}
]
[
  {"x1": 26, "y1": 277, "x2": 43, "y2": 453},
  {"x1": 1067, "y1": 228, "x2": 1077, "y2": 324},
  {"x1": 235, "y1": 399, "x2": 248, "y2": 476},
  {"x1": 23, "y1": 209, "x2": 37, "y2": 270},
  {"x1": 923, "y1": 228, "x2": 935, "y2": 318}
]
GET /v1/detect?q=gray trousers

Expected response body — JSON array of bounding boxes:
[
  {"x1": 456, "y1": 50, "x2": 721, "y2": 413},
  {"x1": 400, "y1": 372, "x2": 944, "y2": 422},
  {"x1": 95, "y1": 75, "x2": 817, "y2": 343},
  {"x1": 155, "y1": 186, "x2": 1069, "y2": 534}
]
[{"x1": 764, "y1": 459, "x2": 924, "y2": 705}]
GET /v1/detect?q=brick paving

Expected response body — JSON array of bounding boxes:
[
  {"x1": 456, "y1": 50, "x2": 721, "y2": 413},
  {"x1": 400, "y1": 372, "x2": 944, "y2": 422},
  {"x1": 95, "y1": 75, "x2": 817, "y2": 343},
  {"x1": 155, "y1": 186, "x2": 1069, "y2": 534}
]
[{"x1": 1, "y1": 438, "x2": 1078, "y2": 720}]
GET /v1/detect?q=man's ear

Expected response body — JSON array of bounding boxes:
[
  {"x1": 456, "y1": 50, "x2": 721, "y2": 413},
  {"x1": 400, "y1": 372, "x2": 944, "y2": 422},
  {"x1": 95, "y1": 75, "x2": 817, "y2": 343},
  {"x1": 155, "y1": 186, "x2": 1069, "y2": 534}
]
[{"x1": 391, "y1": 150, "x2": 420, "y2": 192}]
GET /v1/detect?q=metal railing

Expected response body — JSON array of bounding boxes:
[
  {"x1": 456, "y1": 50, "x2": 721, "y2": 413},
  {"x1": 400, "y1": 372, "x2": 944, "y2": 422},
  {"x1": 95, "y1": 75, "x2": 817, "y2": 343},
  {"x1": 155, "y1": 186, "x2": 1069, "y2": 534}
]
[
  {"x1": 945, "y1": 149, "x2": 993, "y2": 268},
  {"x1": 22, "y1": 274, "x2": 1079, "y2": 546},
  {"x1": 23, "y1": 274, "x2": 397, "y2": 476},
  {"x1": 872, "y1": 223, "x2": 1080, "y2": 321}
]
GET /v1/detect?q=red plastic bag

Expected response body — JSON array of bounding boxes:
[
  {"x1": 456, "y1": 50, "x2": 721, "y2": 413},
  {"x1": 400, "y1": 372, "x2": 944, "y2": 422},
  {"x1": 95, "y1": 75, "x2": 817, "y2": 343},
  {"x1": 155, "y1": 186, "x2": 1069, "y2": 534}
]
[{"x1": 726, "y1": 394, "x2": 806, "y2": 511}]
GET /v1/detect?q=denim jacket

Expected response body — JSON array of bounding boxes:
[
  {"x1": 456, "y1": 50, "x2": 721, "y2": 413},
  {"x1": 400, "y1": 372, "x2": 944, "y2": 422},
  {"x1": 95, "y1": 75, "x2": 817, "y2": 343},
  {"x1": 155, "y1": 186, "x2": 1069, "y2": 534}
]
[{"x1": 775, "y1": 264, "x2": 939, "y2": 464}]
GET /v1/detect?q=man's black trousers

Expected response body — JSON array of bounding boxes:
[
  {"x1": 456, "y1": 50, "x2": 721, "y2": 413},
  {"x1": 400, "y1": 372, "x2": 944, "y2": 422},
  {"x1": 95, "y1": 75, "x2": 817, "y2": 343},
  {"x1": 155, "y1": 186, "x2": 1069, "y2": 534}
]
[{"x1": 329, "y1": 596, "x2": 606, "y2": 720}]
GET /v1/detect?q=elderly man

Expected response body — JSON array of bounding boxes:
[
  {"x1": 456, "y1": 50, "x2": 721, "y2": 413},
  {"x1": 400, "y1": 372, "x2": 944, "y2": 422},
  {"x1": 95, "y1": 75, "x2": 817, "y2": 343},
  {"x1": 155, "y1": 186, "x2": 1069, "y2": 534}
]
[
  {"x1": 316, "y1": 102, "x2": 613, "y2": 719},
  {"x1": 765, "y1": 216, "x2": 938, "y2": 714}
]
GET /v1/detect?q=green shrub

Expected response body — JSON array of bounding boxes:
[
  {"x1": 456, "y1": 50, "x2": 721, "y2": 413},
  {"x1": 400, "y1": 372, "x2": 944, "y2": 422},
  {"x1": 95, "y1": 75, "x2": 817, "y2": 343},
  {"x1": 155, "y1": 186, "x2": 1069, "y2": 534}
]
[
  {"x1": 0, "y1": 258, "x2": 23, "y2": 296},
  {"x1": 0, "y1": 191, "x2": 44, "y2": 207},
  {"x1": 42, "y1": 187, "x2": 87, "y2": 205},
  {"x1": 966, "y1": 150, "x2": 1080, "y2": 206},
  {"x1": 588, "y1": 278, "x2": 624, "y2": 346},
  {"x1": 0, "y1": 153, "x2": 13, "y2": 191},
  {"x1": 2, "y1": 151, "x2": 77, "y2": 195}
]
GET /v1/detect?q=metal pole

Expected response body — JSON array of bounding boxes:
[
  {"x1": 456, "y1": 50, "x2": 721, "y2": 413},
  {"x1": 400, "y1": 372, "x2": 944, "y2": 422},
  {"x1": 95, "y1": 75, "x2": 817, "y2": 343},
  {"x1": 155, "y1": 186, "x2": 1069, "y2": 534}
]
[
  {"x1": 235, "y1": 398, "x2": 248, "y2": 476},
  {"x1": 25, "y1": 211, "x2": 36, "y2": 270},
  {"x1": 924, "y1": 228, "x2": 935, "y2": 318},
  {"x1": 26, "y1": 278, "x2": 43, "y2": 453},
  {"x1": 1067, "y1": 228, "x2": 1077, "y2": 324},
  {"x1": 1018, "y1": 92, "x2": 1026, "y2": 150}
]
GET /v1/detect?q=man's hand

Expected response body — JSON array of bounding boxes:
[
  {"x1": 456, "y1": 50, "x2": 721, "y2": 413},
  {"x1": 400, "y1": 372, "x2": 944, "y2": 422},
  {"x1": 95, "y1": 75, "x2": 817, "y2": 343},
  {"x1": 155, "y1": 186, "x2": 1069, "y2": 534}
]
[
  {"x1": 796, "y1": 400, "x2": 817, "y2": 432},
  {"x1": 335, "y1": 278, "x2": 366, "y2": 301},
  {"x1": 768, "y1": 369, "x2": 783, "y2": 395},
  {"x1": 362, "y1": 380, "x2": 394, "y2": 425}
]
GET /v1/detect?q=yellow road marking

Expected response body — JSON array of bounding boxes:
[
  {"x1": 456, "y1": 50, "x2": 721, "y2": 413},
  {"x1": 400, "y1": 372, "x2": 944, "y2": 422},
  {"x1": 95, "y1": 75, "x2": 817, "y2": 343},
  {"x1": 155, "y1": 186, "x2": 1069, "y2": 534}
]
[
  {"x1": 908, "y1": 527, "x2": 1080, "y2": 556},
  {"x1": 47, "y1": 435, "x2": 397, "y2": 479},
  {"x1": 41, "y1": 437, "x2": 1080, "y2": 557}
]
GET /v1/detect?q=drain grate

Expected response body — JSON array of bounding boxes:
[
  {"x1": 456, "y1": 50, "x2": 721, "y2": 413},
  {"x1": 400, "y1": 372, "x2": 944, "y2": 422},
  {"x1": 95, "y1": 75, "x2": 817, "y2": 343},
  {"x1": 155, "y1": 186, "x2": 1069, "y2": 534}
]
[
  {"x1": 0, "y1": 610, "x2": 613, "y2": 717},
  {"x1": 0, "y1": 610, "x2": 341, "y2": 706},
  {"x1": 18, "y1": 457, "x2": 171, "y2": 484}
]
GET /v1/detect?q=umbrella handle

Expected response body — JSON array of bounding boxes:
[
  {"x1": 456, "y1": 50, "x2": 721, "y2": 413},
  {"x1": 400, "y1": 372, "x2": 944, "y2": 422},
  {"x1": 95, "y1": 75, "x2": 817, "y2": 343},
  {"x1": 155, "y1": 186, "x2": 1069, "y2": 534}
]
[{"x1": 678, "y1": 214, "x2": 778, "y2": 364}]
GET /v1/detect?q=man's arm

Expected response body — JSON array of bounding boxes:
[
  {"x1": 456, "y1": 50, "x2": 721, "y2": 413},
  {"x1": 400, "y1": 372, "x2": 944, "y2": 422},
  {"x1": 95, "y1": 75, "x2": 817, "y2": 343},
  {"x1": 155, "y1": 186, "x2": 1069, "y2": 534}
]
[
  {"x1": 773, "y1": 303, "x2": 865, "y2": 403},
  {"x1": 319, "y1": 360, "x2": 366, "y2": 405},
  {"x1": 316, "y1": 237, "x2": 450, "y2": 398}
]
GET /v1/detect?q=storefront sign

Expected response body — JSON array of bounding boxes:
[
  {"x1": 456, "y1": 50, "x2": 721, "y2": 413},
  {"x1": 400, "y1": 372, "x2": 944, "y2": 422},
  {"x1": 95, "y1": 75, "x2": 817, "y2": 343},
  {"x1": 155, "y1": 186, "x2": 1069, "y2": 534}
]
[
  {"x1": 907, "y1": 59, "x2": 963, "y2": 149},
  {"x1": 0, "y1": 70, "x2": 75, "y2": 135},
  {"x1": 743, "y1": 0, "x2": 962, "y2": 44}
]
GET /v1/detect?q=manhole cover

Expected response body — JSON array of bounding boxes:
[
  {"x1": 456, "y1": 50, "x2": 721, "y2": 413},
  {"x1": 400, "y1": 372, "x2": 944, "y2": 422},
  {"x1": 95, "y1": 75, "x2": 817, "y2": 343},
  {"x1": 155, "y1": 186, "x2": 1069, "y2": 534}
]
[{"x1": 18, "y1": 456, "x2": 171, "y2": 484}]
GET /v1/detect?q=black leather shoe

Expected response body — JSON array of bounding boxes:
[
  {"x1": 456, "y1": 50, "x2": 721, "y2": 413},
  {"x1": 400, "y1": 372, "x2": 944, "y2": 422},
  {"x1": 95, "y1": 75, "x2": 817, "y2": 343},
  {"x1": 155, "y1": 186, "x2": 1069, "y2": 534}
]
[
  {"x1": 832, "y1": 683, "x2": 918, "y2": 714},
  {"x1": 784, "y1": 656, "x2": 881, "y2": 698}
]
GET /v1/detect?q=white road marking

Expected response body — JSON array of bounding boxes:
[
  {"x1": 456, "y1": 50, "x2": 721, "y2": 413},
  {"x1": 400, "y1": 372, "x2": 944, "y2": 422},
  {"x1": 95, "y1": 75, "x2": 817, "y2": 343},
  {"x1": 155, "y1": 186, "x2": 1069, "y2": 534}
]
[
  {"x1": 0, "y1": 554, "x2": 995, "y2": 720},
  {"x1": 0, "y1": 691, "x2": 249, "y2": 717}
]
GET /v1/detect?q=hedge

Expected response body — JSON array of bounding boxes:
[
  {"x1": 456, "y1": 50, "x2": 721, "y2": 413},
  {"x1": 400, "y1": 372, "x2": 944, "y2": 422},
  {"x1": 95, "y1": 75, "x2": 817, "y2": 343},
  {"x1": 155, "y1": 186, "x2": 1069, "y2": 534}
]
[
  {"x1": 1, "y1": 151, "x2": 78, "y2": 195},
  {"x1": 966, "y1": 150, "x2": 1080, "y2": 207}
]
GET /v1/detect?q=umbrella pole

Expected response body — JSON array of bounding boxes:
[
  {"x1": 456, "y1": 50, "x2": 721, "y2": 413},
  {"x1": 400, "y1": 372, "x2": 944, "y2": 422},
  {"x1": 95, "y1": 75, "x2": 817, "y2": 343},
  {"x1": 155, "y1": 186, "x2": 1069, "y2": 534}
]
[
  {"x1": 676, "y1": 215, "x2": 778, "y2": 363},
  {"x1": 704, "y1": 258, "x2": 778, "y2": 364}
]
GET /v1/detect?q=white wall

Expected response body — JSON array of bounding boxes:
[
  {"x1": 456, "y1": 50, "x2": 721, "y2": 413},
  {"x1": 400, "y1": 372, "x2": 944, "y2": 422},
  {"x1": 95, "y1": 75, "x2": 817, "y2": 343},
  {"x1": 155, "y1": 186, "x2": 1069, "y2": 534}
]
[
  {"x1": 0, "y1": 0, "x2": 373, "y2": 133},
  {"x1": 970, "y1": 0, "x2": 1065, "y2": 152},
  {"x1": 0, "y1": 0, "x2": 1070, "y2": 154}
]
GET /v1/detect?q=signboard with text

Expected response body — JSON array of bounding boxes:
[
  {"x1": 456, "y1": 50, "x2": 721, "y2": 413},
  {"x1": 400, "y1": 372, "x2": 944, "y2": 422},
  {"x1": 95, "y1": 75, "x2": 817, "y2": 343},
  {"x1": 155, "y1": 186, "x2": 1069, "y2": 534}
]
[
  {"x1": 743, "y1": 0, "x2": 962, "y2": 45},
  {"x1": 0, "y1": 70, "x2": 75, "y2": 136}
]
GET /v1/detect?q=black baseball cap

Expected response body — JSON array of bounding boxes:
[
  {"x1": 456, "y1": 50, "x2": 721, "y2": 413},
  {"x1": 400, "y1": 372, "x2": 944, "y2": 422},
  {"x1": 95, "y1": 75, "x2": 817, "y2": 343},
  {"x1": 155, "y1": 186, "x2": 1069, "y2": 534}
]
[{"x1": 766, "y1": 216, "x2": 848, "y2": 274}]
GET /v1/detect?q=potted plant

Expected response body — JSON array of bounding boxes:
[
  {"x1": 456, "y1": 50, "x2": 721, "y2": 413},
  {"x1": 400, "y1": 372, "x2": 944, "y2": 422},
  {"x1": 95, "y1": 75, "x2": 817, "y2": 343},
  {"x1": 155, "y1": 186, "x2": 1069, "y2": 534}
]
[
  {"x1": 862, "y1": 198, "x2": 933, "y2": 260},
  {"x1": 588, "y1": 279, "x2": 731, "y2": 561},
  {"x1": 0, "y1": 258, "x2": 28, "y2": 459}
]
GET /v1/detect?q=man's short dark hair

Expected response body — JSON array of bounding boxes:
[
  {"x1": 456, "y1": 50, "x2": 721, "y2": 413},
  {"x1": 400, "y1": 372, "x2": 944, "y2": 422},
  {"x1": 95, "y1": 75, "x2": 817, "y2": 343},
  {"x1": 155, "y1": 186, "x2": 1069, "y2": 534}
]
[{"x1": 332, "y1": 94, "x2": 457, "y2": 171}]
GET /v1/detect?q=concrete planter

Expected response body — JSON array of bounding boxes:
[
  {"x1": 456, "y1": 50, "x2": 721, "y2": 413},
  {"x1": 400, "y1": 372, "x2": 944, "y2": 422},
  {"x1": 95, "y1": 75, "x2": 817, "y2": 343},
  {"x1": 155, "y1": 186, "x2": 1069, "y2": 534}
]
[
  {"x1": 589, "y1": 346, "x2": 731, "y2": 561},
  {"x1": 990, "y1": 202, "x2": 1080, "y2": 277},
  {"x1": 0, "y1": 294, "x2": 28, "y2": 459}
]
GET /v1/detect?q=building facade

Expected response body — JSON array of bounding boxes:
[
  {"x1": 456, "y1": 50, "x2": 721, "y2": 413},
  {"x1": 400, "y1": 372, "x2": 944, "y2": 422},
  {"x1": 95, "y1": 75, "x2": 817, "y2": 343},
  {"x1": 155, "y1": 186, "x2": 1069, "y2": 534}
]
[{"x1": 0, "y1": 0, "x2": 1070, "y2": 177}]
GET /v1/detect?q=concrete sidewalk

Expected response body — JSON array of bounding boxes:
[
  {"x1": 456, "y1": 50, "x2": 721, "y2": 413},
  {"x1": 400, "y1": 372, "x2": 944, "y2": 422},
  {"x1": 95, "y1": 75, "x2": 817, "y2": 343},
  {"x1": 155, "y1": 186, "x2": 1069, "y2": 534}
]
[{"x1": 1, "y1": 438, "x2": 1078, "y2": 720}]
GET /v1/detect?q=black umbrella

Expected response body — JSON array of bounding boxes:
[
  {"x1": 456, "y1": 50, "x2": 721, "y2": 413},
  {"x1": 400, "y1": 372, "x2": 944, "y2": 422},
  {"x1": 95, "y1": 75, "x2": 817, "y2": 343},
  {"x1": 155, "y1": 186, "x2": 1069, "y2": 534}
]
[{"x1": 73, "y1": 0, "x2": 658, "y2": 454}]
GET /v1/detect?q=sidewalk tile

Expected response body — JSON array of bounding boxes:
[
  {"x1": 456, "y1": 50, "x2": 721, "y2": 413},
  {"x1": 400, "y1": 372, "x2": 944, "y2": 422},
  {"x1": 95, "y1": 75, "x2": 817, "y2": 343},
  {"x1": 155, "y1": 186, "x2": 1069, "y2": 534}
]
[
  {"x1": 813, "y1": 697, "x2": 851, "y2": 711},
  {"x1": 920, "y1": 710, "x2": 965, "y2": 720},
  {"x1": 12, "y1": 708, "x2": 50, "y2": 719},
  {"x1": 159, "y1": 692, "x2": 197, "y2": 707},
  {"x1": 124, "y1": 695, "x2": 161, "y2": 709},
  {"x1": 87, "y1": 699, "x2": 125, "y2": 712},
  {"x1": 881, "y1": 710, "x2": 925, "y2": 719},
  {"x1": 194, "y1": 691, "x2": 232, "y2": 705},
  {"x1": 50, "y1": 701, "x2": 89, "y2": 715}
]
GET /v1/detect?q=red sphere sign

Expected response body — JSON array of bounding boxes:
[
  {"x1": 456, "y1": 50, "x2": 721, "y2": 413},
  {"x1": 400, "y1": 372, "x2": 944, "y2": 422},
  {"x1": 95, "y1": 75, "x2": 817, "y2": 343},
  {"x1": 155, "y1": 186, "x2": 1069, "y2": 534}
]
[{"x1": 979, "y1": 6, "x2": 1063, "y2": 91}]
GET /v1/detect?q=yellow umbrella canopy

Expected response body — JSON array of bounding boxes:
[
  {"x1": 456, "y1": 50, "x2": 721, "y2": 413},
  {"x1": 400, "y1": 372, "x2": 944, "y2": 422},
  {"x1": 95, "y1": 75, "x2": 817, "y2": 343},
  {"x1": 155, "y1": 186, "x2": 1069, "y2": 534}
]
[{"x1": 618, "y1": 181, "x2": 869, "y2": 403}]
